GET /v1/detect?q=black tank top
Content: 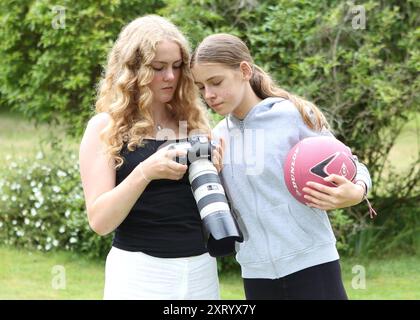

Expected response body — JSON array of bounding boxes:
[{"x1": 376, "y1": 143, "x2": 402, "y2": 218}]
[{"x1": 112, "y1": 139, "x2": 207, "y2": 258}]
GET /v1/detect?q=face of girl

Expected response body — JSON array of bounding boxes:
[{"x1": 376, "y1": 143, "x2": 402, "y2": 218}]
[
  {"x1": 191, "y1": 63, "x2": 247, "y2": 116},
  {"x1": 148, "y1": 40, "x2": 183, "y2": 106}
]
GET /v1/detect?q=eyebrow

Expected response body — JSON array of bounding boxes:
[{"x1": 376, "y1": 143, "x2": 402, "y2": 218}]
[
  {"x1": 152, "y1": 59, "x2": 183, "y2": 64},
  {"x1": 194, "y1": 75, "x2": 222, "y2": 85}
]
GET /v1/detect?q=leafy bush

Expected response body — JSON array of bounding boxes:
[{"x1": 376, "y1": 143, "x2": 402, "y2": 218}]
[
  {"x1": 0, "y1": 0, "x2": 166, "y2": 135},
  {"x1": 0, "y1": 142, "x2": 112, "y2": 258}
]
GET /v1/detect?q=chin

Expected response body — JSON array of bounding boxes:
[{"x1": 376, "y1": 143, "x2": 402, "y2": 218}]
[{"x1": 160, "y1": 96, "x2": 174, "y2": 104}]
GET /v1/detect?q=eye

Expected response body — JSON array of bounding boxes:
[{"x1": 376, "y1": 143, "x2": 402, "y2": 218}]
[
  {"x1": 152, "y1": 66, "x2": 163, "y2": 71},
  {"x1": 212, "y1": 80, "x2": 222, "y2": 86},
  {"x1": 173, "y1": 62, "x2": 183, "y2": 69}
]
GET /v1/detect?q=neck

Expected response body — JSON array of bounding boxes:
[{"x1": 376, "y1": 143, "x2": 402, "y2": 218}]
[
  {"x1": 232, "y1": 84, "x2": 262, "y2": 120},
  {"x1": 151, "y1": 102, "x2": 169, "y2": 124}
]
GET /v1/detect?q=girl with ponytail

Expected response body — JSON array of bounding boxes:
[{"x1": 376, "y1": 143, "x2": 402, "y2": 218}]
[{"x1": 191, "y1": 33, "x2": 372, "y2": 300}]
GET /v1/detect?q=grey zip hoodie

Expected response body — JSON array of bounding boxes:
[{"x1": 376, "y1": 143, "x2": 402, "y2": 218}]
[{"x1": 212, "y1": 97, "x2": 372, "y2": 279}]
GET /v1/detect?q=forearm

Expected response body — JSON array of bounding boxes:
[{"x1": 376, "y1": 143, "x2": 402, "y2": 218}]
[{"x1": 88, "y1": 164, "x2": 150, "y2": 236}]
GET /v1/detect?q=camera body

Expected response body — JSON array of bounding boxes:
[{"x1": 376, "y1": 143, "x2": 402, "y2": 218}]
[
  {"x1": 167, "y1": 135, "x2": 243, "y2": 257},
  {"x1": 168, "y1": 134, "x2": 215, "y2": 166}
]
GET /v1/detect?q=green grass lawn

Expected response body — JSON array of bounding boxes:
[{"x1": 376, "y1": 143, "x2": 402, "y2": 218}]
[
  {"x1": 0, "y1": 245, "x2": 419, "y2": 300},
  {"x1": 384, "y1": 112, "x2": 419, "y2": 173},
  {"x1": 0, "y1": 110, "x2": 78, "y2": 162}
]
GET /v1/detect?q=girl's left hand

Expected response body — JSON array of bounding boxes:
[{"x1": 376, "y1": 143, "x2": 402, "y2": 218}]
[{"x1": 302, "y1": 174, "x2": 365, "y2": 210}]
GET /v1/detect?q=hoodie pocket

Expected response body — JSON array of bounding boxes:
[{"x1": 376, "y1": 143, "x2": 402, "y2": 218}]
[
  {"x1": 235, "y1": 213, "x2": 267, "y2": 265},
  {"x1": 258, "y1": 203, "x2": 316, "y2": 259}
]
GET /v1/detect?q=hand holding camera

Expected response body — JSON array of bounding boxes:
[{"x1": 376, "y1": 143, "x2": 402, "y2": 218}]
[{"x1": 139, "y1": 145, "x2": 188, "y2": 181}]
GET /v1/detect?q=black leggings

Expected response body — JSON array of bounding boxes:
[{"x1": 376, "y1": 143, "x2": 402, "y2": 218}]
[{"x1": 243, "y1": 260, "x2": 348, "y2": 300}]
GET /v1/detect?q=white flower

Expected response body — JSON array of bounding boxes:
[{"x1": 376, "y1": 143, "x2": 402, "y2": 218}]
[
  {"x1": 10, "y1": 183, "x2": 21, "y2": 191},
  {"x1": 12, "y1": 220, "x2": 17, "y2": 225},
  {"x1": 52, "y1": 186, "x2": 61, "y2": 193},
  {"x1": 10, "y1": 162, "x2": 17, "y2": 169},
  {"x1": 1, "y1": 195, "x2": 8, "y2": 202},
  {"x1": 57, "y1": 170, "x2": 67, "y2": 177},
  {"x1": 36, "y1": 152, "x2": 44, "y2": 160},
  {"x1": 65, "y1": 210, "x2": 71, "y2": 218},
  {"x1": 52, "y1": 239, "x2": 59, "y2": 247},
  {"x1": 11, "y1": 196, "x2": 17, "y2": 202},
  {"x1": 46, "y1": 237, "x2": 52, "y2": 243},
  {"x1": 23, "y1": 209, "x2": 28, "y2": 216},
  {"x1": 59, "y1": 226, "x2": 66, "y2": 233},
  {"x1": 30, "y1": 181, "x2": 36, "y2": 187},
  {"x1": 37, "y1": 245, "x2": 42, "y2": 250},
  {"x1": 35, "y1": 221, "x2": 42, "y2": 228},
  {"x1": 34, "y1": 202, "x2": 42, "y2": 209},
  {"x1": 45, "y1": 243, "x2": 51, "y2": 251},
  {"x1": 16, "y1": 230, "x2": 24, "y2": 237},
  {"x1": 5, "y1": 154, "x2": 12, "y2": 161},
  {"x1": 69, "y1": 237, "x2": 77, "y2": 244},
  {"x1": 24, "y1": 218, "x2": 30, "y2": 225},
  {"x1": 31, "y1": 208, "x2": 37, "y2": 216},
  {"x1": 0, "y1": 222, "x2": 3, "y2": 228}
]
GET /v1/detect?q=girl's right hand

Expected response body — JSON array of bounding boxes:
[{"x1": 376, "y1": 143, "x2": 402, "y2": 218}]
[{"x1": 139, "y1": 146, "x2": 188, "y2": 181}]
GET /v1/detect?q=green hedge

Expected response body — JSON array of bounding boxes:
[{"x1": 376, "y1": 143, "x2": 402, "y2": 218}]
[{"x1": 0, "y1": 143, "x2": 112, "y2": 259}]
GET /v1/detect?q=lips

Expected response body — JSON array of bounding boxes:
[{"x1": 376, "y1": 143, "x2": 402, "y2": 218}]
[{"x1": 211, "y1": 102, "x2": 223, "y2": 109}]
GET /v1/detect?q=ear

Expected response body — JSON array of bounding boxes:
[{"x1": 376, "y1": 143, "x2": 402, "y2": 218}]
[{"x1": 239, "y1": 61, "x2": 253, "y2": 81}]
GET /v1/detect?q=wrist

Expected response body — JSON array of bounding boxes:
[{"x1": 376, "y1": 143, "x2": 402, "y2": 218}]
[
  {"x1": 354, "y1": 180, "x2": 367, "y2": 203},
  {"x1": 355, "y1": 180, "x2": 367, "y2": 195},
  {"x1": 137, "y1": 162, "x2": 151, "y2": 183}
]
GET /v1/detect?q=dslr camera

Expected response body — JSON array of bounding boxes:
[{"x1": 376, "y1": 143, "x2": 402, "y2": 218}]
[{"x1": 166, "y1": 134, "x2": 243, "y2": 257}]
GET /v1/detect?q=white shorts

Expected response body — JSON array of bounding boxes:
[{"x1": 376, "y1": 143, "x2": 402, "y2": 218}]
[{"x1": 103, "y1": 246, "x2": 220, "y2": 300}]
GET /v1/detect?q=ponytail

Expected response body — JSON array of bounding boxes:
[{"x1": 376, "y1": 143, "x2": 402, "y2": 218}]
[{"x1": 250, "y1": 65, "x2": 329, "y2": 131}]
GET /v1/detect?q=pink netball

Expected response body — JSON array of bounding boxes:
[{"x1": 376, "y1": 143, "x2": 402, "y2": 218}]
[{"x1": 283, "y1": 136, "x2": 357, "y2": 205}]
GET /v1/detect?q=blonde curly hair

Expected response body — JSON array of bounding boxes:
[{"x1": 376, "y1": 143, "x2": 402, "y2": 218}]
[{"x1": 95, "y1": 15, "x2": 210, "y2": 169}]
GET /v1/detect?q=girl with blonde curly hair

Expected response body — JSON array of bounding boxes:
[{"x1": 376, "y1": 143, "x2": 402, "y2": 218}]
[{"x1": 79, "y1": 15, "x2": 222, "y2": 300}]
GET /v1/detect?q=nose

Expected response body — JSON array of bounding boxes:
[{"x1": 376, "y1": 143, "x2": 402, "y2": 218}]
[
  {"x1": 163, "y1": 67, "x2": 175, "y2": 82},
  {"x1": 204, "y1": 87, "x2": 216, "y2": 100}
]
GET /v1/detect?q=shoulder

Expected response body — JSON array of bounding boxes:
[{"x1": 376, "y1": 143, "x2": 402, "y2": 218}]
[
  {"x1": 87, "y1": 112, "x2": 112, "y2": 130},
  {"x1": 83, "y1": 112, "x2": 113, "y2": 138},
  {"x1": 80, "y1": 113, "x2": 113, "y2": 148},
  {"x1": 270, "y1": 99, "x2": 300, "y2": 118}
]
